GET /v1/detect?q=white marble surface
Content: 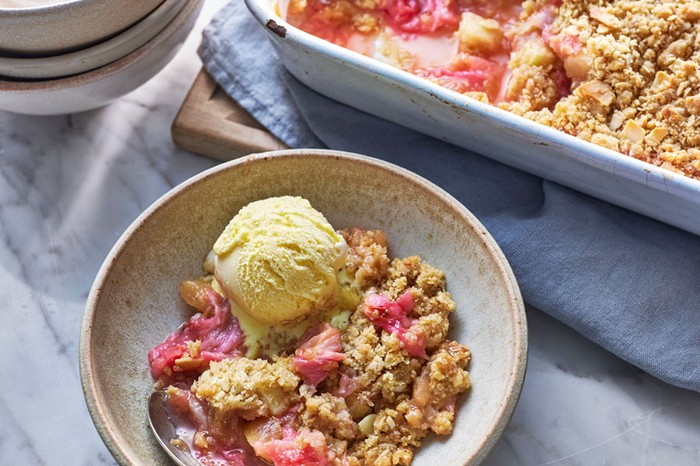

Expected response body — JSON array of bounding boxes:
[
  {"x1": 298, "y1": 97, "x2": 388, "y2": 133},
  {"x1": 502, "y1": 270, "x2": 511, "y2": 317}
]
[{"x1": 0, "y1": 1, "x2": 699, "y2": 465}]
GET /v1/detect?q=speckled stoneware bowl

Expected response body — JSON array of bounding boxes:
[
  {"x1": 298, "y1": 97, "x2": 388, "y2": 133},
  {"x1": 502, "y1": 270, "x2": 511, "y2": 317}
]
[
  {"x1": 80, "y1": 149, "x2": 527, "y2": 465},
  {"x1": 0, "y1": 0, "x2": 188, "y2": 79},
  {"x1": 0, "y1": 0, "x2": 164, "y2": 56},
  {"x1": 0, "y1": 0, "x2": 202, "y2": 115}
]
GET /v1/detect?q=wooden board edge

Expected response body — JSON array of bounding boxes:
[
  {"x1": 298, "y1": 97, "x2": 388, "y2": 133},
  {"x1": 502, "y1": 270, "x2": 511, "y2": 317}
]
[{"x1": 172, "y1": 69, "x2": 288, "y2": 161}]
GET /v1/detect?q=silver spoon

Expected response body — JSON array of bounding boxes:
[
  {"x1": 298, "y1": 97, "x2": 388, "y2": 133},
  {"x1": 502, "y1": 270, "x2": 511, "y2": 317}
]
[{"x1": 148, "y1": 391, "x2": 200, "y2": 466}]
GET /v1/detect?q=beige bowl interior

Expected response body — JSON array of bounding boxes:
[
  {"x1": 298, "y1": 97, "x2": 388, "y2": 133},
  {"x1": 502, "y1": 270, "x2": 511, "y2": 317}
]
[
  {"x1": 0, "y1": 0, "x2": 164, "y2": 56},
  {"x1": 81, "y1": 149, "x2": 527, "y2": 465}
]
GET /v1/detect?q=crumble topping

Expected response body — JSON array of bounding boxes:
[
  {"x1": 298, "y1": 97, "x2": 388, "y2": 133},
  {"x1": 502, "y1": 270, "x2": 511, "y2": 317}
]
[
  {"x1": 193, "y1": 357, "x2": 301, "y2": 420},
  {"x1": 150, "y1": 229, "x2": 471, "y2": 466},
  {"x1": 342, "y1": 227, "x2": 390, "y2": 289},
  {"x1": 506, "y1": 0, "x2": 700, "y2": 178},
  {"x1": 285, "y1": 0, "x2": 700, "y2": 179}
]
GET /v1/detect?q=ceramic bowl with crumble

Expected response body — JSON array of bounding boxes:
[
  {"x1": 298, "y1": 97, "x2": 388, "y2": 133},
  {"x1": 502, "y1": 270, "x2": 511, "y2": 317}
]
[{"x1": 81, "y1": 149, "x2": 527, "y2": 466}]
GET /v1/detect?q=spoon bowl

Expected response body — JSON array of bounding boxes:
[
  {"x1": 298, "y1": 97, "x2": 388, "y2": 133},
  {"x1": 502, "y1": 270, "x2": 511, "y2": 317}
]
[{"x1": 147, "y1": 391, "x2": 200, "y2": 466}]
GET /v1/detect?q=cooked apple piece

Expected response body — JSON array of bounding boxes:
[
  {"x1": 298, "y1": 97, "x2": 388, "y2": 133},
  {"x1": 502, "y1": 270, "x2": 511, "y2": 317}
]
[
  {"x1": 563, "y1": 53, "x2": 592, "y2": 81},
  {"x1": 511, "y1": 35, "x2": 557, "y2": 67},
  {"x1": 458, "y1": 12, "x2": 503, "y2": 54}
]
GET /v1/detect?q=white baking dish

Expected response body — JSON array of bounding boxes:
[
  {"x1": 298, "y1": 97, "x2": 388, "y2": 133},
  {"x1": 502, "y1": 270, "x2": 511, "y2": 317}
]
[{"x1": 245, "y1": 0, "x2": 700, "y2": 236}]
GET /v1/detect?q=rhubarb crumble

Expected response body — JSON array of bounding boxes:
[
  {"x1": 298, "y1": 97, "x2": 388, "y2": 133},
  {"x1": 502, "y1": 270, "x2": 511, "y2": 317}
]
[
  {"x1": 148, "y1": 228, "x2": 471, "y2": 466},
  {"x1": 282, "y1": 0, "x2": 700, "y2": 179}
]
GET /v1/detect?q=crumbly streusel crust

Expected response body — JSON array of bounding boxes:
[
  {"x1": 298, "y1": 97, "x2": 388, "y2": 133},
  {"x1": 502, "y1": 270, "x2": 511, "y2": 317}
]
[
  {"x1": 190, "y1": 230, "x2": 472, "y2": 466},
  {"x1": 503, "y1": 0, "x2": 700, "y2": 178},
  {"x1": 287, "y1": 0, "x2": 700, "y2": 179}
]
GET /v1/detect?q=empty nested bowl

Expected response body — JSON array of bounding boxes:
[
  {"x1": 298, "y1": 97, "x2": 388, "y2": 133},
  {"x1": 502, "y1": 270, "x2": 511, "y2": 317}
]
[
  {"x1": 0, "y1": 0, "x2": 164, "y2": 56},
  {"x1": 0, "y1": 0, "x2": 203, "y2": 115},
  {"x1": 80, "y1": 149, "x2": 528, "y2": 465},
  {"x1": 0, "y1": 0, "x2": 188, "y2": 79}
]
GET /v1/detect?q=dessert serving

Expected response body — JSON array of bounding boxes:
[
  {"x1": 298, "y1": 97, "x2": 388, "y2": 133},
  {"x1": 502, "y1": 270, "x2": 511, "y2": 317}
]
[
  {"x1": 147, "y1": 196, "x2": 472, "y2": 466},
  {"x1": 282, "y1": 0, "x2": 700, "y2": 179}
]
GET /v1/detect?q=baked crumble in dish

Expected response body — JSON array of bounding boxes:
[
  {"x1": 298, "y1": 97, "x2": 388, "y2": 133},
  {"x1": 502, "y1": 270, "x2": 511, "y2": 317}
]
[
  {"x1": 148, "y1": 197, "x2": 471, "y2": 466},
  {"x1": 281, "y1": 0, "x2": 700, "y2": 179}
]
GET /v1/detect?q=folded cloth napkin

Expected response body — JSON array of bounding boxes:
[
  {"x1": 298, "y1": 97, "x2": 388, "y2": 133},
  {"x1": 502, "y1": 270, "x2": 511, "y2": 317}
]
[{"x1": 199, "y1": 1, "x2": 700, "y2": 392}]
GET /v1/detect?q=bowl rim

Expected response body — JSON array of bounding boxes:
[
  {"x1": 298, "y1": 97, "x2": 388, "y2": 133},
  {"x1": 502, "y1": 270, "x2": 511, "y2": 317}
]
[
  {"x1": 0, "y1": 0, "x2": 166, "y2": 57},
  {"x1": 0, "y1": 0, "x2": 200, "y2": 92},
  {"x1": 0, "y1": 0, "x2": 88, "y2": 13},
  {"x1": 80, "y1": 148, "x2": 528, "y2": 466},
  {"x1": 0, "y1": 0, "x2": 158, "y2": 14},
  {"x1": 0, "y1": 0, "x2": 187, "y2": 79}
]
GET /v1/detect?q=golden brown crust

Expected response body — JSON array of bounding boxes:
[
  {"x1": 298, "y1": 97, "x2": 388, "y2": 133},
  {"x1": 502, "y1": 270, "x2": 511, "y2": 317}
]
[
  {"x1": 193, "y1": 357, "x2": 300, "y2": 420},
  {"x1": 341, "y1": 228, "x2": 390, "y2": 288},
  {"x1": 288, "y1": 0, "x2": 700, "y2": 179},
  {"x1": 299, "y1": 392, "x2": 358, "y2": 442},
  {"x1": 332, "y1": 255, "x2": 470, "y2": 464},
  {"x1": 504, "y1": 0, "x2": 700, "y2": 178},
  {"x1": 186, "y1": 231, "x2": 471, "y2": 465}
]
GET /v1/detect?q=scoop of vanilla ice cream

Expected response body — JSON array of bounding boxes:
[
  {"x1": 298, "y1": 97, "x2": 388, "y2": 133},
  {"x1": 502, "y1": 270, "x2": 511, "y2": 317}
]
[{"x1": 213, "y1": 196, "x2": 347, "y2": 324}]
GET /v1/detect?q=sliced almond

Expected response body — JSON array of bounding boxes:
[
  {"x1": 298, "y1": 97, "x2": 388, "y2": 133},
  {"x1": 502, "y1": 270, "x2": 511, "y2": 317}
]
[
  {"x1": 658, "y1": 39, "x2": 689, "y2": 67},
  {"x1": 623, "y1": 120, "x2": 646, "y2": 142},
  {"x1": 590, "y1": 7, "x2": 622, "y2": 29},
  {"x1": 609, "y1": 111, "x2": 625, "y2": 130},
  {"x1": 578, "y1": 80, "x2": 615, "y2": 106},
  {"x1": 646, "y1": 127, "x2": 669, "y2": 145},
  {"x1": 653, "y1": 71, "x2": 672, "y2": 88},
  {"x1": 686, "y1": 96, "x2": 700, "y2": 115},
  {"x1": 358, "y1": 414, "x2": 377, "y2": 436},
  {"x1": 661, "y1": 105, "x2": 682, "y2": 123}
]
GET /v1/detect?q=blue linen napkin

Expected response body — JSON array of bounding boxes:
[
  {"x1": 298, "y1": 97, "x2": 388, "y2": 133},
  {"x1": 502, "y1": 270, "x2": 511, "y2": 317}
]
[{"x1": 199, "y1": 0, "x2": 700, "y2": 392}]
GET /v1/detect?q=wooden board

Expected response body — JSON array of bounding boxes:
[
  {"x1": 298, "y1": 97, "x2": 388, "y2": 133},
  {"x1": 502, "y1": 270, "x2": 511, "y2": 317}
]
[{"x1": 172, "y1": 69, "x2": 288, "y2": 161}]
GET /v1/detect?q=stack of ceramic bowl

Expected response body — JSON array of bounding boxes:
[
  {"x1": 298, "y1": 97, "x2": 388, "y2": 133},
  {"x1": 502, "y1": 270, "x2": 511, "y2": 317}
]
[{"x1": 0, "y1": 0, "x2": 203, "y2": 115}]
